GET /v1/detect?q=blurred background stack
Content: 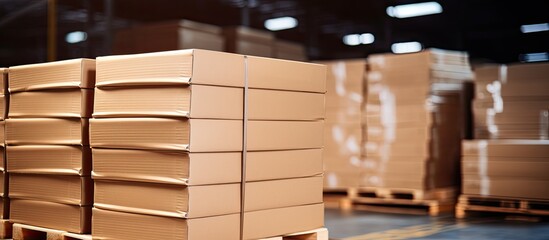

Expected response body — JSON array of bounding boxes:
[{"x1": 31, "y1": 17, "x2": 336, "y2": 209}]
[{"x1": 0, "y1": 68, "x2": 8, "y2": 239}]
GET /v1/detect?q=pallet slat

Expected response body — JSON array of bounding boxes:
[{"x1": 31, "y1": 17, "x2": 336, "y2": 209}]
[
  {"x1": 323, "y1": 188, "x2": 357, "y2": 210},
  {"x1": 12, "y1": 223, "x2": 91, "y2": 240},
  {"x1": 456, "y1": 195, "x2": 549, "y2": 219},
  {"x1": 259, "y1": 228, "x2": 328, "y2": 240}
]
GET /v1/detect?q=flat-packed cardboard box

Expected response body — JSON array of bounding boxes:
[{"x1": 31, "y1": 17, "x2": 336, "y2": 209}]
[
  {"x1": 324, "y1": 170, "x2": 361, "y2": 189},
  {"x1": 0, "y1": 197, "x2": 8, "y2": 219},
  {"x1": 113, "y1": 20, "x2": 225, "y2": 55},
  {"x1": 9, "y1": 174, "x2": 92, "y2": 205},
  {"x1": 94, "y1": 85, "x2": 243, "y2": 119},
  {"x1": 224, "y1": 26, "x2": 274, "y2": 58},
  {"x1": 90, "y1": 118, "x2": 242, "y2": 152},
  {"x1": 6, "y1": 118, "x2": 89, "y2": 145},
  {"x1": 368, "y1": 49, "x2": 470, "y2": 72},
  {"x1": 11, "y1": 199, "x2": 91, "y2": 233},
  {"x1": 247, "y1": 120, "x2": 323, "y2": 151},
  {"x1": 92, "y1": 208, "x2": 240, "y2": 240},
  {"x1": 0, "y1": 95, "x2": 6, "y2": 121},
  {"x1": 244, "y1": 176, "x2": 323, "y2": 212},
  {"x1": 8, "y1": 59, "x2": 95, "y2": 92},
  {"x1": 462, "y1": 156, "x2": 549, "y2": 179},
  {"x1": 246, "y1": 149, "x2": 323, "y2": 181},
  {"x1": 475, "y1": 63, "x2": 549, "y2": 98},
  {"x1": 247, "y1": 89, "x2": 324, "y2": 120},
  {"x1": 92, "y1": 148, "x2": 241, "y2": 185},
  {"x1": 463, "y1": 176, "x2": 549, "y2": 199},
  {"x1": 0, "y1": 148, "x2": 4, "y2": 172},
  {"x1": 273, "y1": 40, "x2": 307, "y2": 61},
  {"x1": 9, "y1": 89, "x2": 94, "y2": 118},
  {"x1": 7, "y1": 145, "x2": 91, "y2": 175},
  {"x1": 0, "y1": 121, "x2": 4, "y2": 146},
  {"x1": 462, "y1": 140, "x2": 549, "y2": 157},
  {"x1": 323, "y1": 60, "x2": 366, "y2": 108},
  {"x1": 243, "y1": 203, "x2": 324, "y2": 240},
  {"x1": 0, "y1": 68, "x2": 7, "y2": 94},
  {"x1": 94, "y1": 180, "x2": 240, "y2": 218}
]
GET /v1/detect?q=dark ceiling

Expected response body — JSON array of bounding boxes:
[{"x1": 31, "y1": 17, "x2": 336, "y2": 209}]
[{"x1": 1, "y1": 0, "x2": 548, "y2": 67}]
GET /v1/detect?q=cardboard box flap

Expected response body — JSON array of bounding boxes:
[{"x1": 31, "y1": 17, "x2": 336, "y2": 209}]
[
  {"x1": 8, "y1": 59, "x2": 95, "y2": 92},
  {"x1": 11, "y1": 199, "x2": 91, "y2": 234},
  {"x1": 92, "y1": 148, "x2": 241, "y2": 185},
  {"x1": 7, "y1": 145, "x2": 91, "y2": 175},
  {"x1": 9, "y1": 174, "x2": 92, "y2": 205},
  {"x1": 243, "y1": 203, "x2": 324, "y2": 240},
  {"x1": 92, "y1": 208, "x2": 240, "y2": 240},
  {"x1": 96, "y1": 49, "x2": 245, "y2": 87},
  {"x1": 94, "y1": 180, "x2": 241, "y2": 218},
  {"x1": 90, "y1": 118, "x2": 243, "y2": 152},
  {"x1": 245, "y1": 176, "x2": 323, "y2": 212},
  {"x1": 93, "y1": 85, "x2": 243, "y2": 119},
  {"x1": 246, "y1": 149, "x2": 323, "y2": 181},
  {"x1": 247, "y1": 56, "x2": 326, "y2": 93},
  {"x1": 247, "y1": 120, "x2": 323, "y2": 151},
  {"x1": 6, "y1": 118, "x2": 89, "y2": 145},
  {"x1": 9, "y1": 89, "x2": 94, "y2": 118}
]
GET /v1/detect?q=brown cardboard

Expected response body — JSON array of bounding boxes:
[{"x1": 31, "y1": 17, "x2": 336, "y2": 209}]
[
  {"x1": 6, "y1": 118, "x2": 89, "y2": 145},
  {"x1": 9, "y1": 89, "x2": 94, "y2": 118},
  {"x1": 94, "y1": 180, "x2": 240, "y2": 218},
  {"x1": 93, "y1": 85, "x2": 243, "y2": 119},
  {"x1": 8, "y1": 59, "x2": 95, "y2": 92},
  {"x1": 0, "y1": 68, "x2": 7, "y2": 94},
  {"x1": 243, "y1": 203, "x2": 324, "y2": 240},
  {"x1": 247, "y1": 56, "x2": 326, "y2": 93},
  {"x1": 323, "y1": 60, "x2": 366, "y2": 108},
  {"x1": 0, "y1": 148, "x2": 4, "y2": 172},
  {"x1": 10, "y1": 199, "x2": 91, "y2": 233},
  {"x1": 273, "y1": 40, "x2": 307, "y2": 61},
  {"x1": 92, "y1": 148, "x2": 241, "y2": 185},
  {"x1": 92, "y1": 208, "x2": 240, "y2": 240},
  {"x1": 462, "y1": 140, "x2": 549, "y2": 157},
  {"x1": 324, "y1": 170, "x2": 361, "y2": 189},
  {"x1": 368, "y1": 49, "x2": 470, "y2": 71},
  {"x1": 7, "y1": 145, "x2": 91, "y2": 175},
  {"x1": 96, "y1": 49, "x2": 245, "y2": 88},
  {"x1": 224, "y1": 26, "x2": 274, "y2": 57},
  {"x1": 0, "y1": 171, "x2": 4, "y2": 196},
  {"x1": 0, "y1": 121, "x2": 4, "y2": 147},
  {"x1": 462, "y1": 156, "x2": 549, "y2": 179},
  {"x1": 247, "y1": 120, "x2": 323, "y2": 151},
  {"x1": 245, "y1": 176, "x2": 323, "y2": 212},
  {"x1": 90, "y1": 118, "x2": 242, "y2": 152},
  {"x1": 463, "y1": 176, "x2": 549, "y2": 199},
  {"x1": 0, "y1": 95, "x2": 6, "y2": 120},
  {"x1": 9, "y1": 174, "x2": 92, "y2": 205},
  {"x1": 245, "y1": 149, "x2": 323, "y2": 181},
  {"x1": 0, "y1": 197, "x2": 8, "y2": 219},
  {"x1": 248, "y1": 89, "x2": 325, "y2": 120}
]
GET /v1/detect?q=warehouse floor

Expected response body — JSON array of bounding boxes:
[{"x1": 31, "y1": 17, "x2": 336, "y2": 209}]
[{"x1": 325, "y1": 209, "x2": 549, "y2": 240}]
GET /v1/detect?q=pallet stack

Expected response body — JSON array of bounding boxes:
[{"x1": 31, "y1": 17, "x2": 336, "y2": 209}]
[
  {"x1": 0, "y1": 68, "x2": 9, "y2": 238},
  {"x1": 358, "y1": 50, "x2": 473, "y2": 215},
  {"x1": 90, "y1": 49, "x2": 326, "y2": 240},
  {"x1": 5, "y1": 59, "x2": 95, "y2": 235},
  {"x1": 458, "y1": 63, "x2": 549, "y2": 218}
]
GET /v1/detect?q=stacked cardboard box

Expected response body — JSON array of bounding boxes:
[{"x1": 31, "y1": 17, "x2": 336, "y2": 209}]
[
  {"x1": 224, "y1": 26, "x2": 274, "y2": 58},
  {"x1": 462, "y1": 62, "x2": 549, "y2": 200},
  {"x1": 0, "y1": 69, "x2": 7, "y2": 220},
  {"x1": 362, "y1": 50, "x2": 473, "y2": 191},
  {"x1": 90, "y1": 49, "x2": 325, "y2": 240},
  {"x1": 113, "y1": 20, "x2": 225, "y2": 54},
  {"x1": 473, "y1": 63, "x2": 549, "y2": 139},
  {"x1": 321, "y1": 60, "x2": 366, "y2": 189},
  {"x1": 5, "y1": 59, "x2": 95, "y2": 233},
  {"x1": 273, "y1": 40, "x2": 307, "y2": 61}
]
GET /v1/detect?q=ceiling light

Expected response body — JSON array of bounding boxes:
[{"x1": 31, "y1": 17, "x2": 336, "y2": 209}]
[
  {"x1": 520, "y1": 23, "x2": 549, "y2": 33},
  {"x1": 387, "y1": 2, "x2": 443, "y2": 18},
  {"x1": 391, "y1": 41, "x2": 422, "y2": 54},
  {"x1": 65, "y1": 31, "x2": 87, "y2": 44},
  {"x1": 520, "y1": 52, "x2": 548, "y2": 62},
  {"x1": 264, "y1": 17, "x2": 298, "y2": 31},
  {"x1": 343, "y1": 33, "x2": 375, "y2": 46}
]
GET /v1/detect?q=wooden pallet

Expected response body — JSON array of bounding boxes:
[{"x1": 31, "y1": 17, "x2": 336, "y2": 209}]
[
  {"x1": 0, "y1": 219, "x2": 12, "y2": 239},
  {"x1": 456, "y1": 195, "x2": 549, "y2": 220},
  {"x1": 12, "y1": 223, "x2": 91, "y2": 240},
  {"x1": 259, "y1": 228, "x2": 328, "y2": 240},
  {"x1": 323, "y1": 188, "x2": 357, "y2": 210},
  {"x1": 352, "y1": 187, "x2": 457, "y2": 216}
]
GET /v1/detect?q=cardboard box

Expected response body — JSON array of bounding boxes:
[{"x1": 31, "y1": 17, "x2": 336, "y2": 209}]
[
  {"x1": 94, "y1": 180, "x2": 240, "y2": 218},
  {"x1": 92, "y1": 208, "x2": 240, "y2": 240},
  {"x1": 368, "y1": 49, "x2": 470, "y2": 71},
  {"x1": 7, "y1": 145, "x2": 91, "y2": 175},
  {"x1": 6, "y1": 118, "x2": 89, "y2": 145},
  {"x1": 462, "y1": 140, "x2": 549, "y2": 157},
  {"x1": 9, "y1": 89, "x2": 94, "y2": 118},
  {"x1": 0, "y1": 171, "x2": 4, "y2": 196},
  {"x1": 247, "y1": 89, "x2": 325, "y2": 120},
  {"x1": 273, "y1": 40, "x2": 306, "y2": 61},
  {"x1": 92, "y1": 148, "x2": 241, "y2": 185},
  {"x1": 246, "y1": 149, "x2": 323, "y2": 181},
  {"x1": 0, "y1": 197, "x2": 8, "y2": 219},
  {"x1": 0, "y1": 68, "x2": 7, "y2": 94},
  {"x1": 463, "y1": 176, "x2": 549, "y2": 199},
  {"x1": 243, "y1": 203, "x2": 324, "y2": 240},
  {"x1": 0, "y1": 121, "x2": 4, "y2": 146},
  {"x1": 90, "y1": 118, "x2": 242, "y2": 152},
  {"x1": 0, "y1": 148, "x2": 4, "y2": 172},
  {"x1": 10, "y1": 199, "x2": 91, "y2": 233},
  {"x1": 8, "y1": 59, "x2": 95, "y2": 92},
  {"x1": 224, "y1": 26, "x2": 274, "y2": 58},
  {"x1": 324, "y1": 170, "x2": 361, "y2": 189},
  {"x1": 9, "y1": 174, "x2": 92, "y2": 205},
  {"x1": 247, "y1": 120, "x2": 323, "y2": 151},
  {"x1": 245, "y1": 176, "x2": 322, "y2": 212},
  {"x1": 462, "y1": 156, "x2": 549, "y2": 179},
  {"x1": 0, "y1": 95, "x2": 6, "y2": 120},
  {"x1": 94, "y1": 85, "x2": 243, "y2": 119}
]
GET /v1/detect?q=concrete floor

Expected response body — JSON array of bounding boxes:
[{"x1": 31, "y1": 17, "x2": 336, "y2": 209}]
[{"x1": 325, "y1": 209, "x2": 549, "y2": 240}]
